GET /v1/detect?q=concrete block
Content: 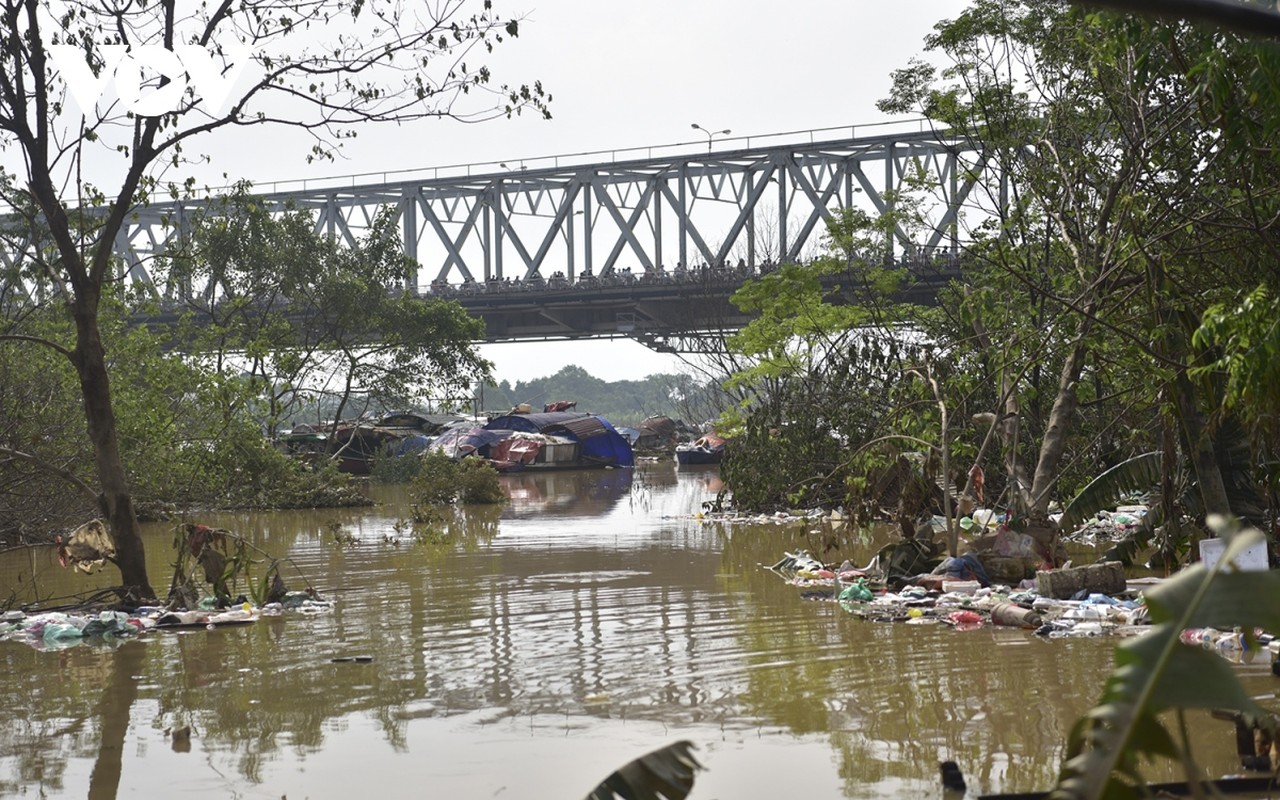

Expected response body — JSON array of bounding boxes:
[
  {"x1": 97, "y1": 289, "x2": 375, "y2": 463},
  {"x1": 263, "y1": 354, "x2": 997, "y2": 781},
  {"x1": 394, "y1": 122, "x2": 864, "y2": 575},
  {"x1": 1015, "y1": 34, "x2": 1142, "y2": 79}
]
[
  {"x1": 1036, "y1": 561, "x2": 1126, "y2": 599},
  {"x1": 982, "y1": 555, "x2": 1038, "y2": 585}
]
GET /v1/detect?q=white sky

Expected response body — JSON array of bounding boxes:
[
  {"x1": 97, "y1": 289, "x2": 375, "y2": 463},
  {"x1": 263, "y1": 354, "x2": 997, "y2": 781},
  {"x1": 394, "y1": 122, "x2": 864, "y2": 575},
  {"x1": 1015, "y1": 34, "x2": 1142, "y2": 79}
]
[
  {"x1": 194, "y1": 1, "x2": 969, "y2": 187},
  {"x1": 151, "y1": 1, "x2": 972, "y2": 382}
]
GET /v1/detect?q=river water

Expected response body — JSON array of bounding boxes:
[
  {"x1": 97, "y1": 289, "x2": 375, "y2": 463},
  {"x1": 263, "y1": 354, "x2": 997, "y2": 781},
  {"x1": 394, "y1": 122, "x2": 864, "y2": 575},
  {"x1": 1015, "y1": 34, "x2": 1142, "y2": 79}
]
[{"x1": 0, "y1": 463, "x2": 1265, "y2": 799}]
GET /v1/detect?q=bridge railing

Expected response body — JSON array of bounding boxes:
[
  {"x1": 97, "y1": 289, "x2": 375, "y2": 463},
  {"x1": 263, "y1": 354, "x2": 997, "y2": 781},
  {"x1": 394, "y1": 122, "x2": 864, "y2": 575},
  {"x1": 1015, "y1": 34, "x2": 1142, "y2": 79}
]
[{"x1": 203, "y1": 118, "x2": 948, "y2": 197}]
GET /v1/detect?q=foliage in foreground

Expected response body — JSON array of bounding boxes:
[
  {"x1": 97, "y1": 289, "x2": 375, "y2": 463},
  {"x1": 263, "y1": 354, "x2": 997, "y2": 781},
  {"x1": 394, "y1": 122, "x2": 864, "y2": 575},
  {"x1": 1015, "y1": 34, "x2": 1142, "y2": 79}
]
[
  {"x1": 1050, "y1": 517, "x2": 1280, "y2": 798},
  {"x1": 584, "y1": 740, "x2": 703, "y2": 800},
  {"x1": 167, "y1": 523, "x2": 284, "y2": 610}
]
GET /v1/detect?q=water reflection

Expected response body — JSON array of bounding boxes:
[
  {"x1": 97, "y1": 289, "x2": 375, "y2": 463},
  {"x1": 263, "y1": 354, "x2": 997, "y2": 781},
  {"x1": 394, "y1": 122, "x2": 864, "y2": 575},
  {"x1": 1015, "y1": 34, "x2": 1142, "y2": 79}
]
[
  {"x1": 88, "y1": 641, "x2": 146, "y2": 800},
  {"x1": 0, "y1": 464, "x2": 1254, "y2": 798},
  {"x1": 672, "y1": 462, "x2": 725, "y2": 495},
  {"x1": 500, "y1": 468, "x2": 633, "y2": 518}
]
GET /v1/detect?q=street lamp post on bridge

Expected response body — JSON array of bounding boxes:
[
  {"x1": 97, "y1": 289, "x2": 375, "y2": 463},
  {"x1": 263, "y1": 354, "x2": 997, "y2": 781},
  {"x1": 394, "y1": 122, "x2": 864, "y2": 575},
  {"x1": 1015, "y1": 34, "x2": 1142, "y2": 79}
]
[{"x1": 690, "y1": 123, "x2": 731, "y2": 151}]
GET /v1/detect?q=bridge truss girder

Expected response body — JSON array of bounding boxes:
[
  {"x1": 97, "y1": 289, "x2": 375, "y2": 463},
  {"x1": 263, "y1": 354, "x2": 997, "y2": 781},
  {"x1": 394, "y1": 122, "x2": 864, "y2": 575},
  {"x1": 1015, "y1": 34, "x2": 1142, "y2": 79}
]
[{"x1": 105, "y1": 128, "x2": 984, "y2": 301}]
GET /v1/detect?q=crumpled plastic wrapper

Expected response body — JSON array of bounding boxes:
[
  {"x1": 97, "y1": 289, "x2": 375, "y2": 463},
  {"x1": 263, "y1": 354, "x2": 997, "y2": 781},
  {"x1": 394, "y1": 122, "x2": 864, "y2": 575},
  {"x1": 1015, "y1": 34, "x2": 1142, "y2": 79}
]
[{"x1": 56, "y1": 519, "x2": 116, "y2": 574}]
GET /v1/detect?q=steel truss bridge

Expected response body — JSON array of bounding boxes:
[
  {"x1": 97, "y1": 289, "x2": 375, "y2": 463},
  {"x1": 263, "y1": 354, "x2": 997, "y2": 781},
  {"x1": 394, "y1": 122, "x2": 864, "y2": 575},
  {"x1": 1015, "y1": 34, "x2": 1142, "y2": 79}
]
[{"x1": 109, "y1": 121, "x2": 987, "y2": 348}]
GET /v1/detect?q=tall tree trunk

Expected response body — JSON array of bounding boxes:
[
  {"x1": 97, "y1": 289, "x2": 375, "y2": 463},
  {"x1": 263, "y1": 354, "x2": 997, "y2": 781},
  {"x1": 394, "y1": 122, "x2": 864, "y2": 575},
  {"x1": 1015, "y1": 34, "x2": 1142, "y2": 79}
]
[
  {"x1": 1173, "y1": 367, "x2": 1232, "y2": 519},
  {"x1": 72, "y1": 292, "x2": 156, "y2": 603},
  {"x1": 967, "y1": 287, "x2": 1032, "y2": 512},
  {"x1": 998, "y1": 372, "x2": 1031, "y2": 513},
  {"x1": 1029, "y1": 318, "x2": 1093, "y2": 518},
  {"x1": 1148, "y1": 259, "x2": 1232, "y2": 527}
]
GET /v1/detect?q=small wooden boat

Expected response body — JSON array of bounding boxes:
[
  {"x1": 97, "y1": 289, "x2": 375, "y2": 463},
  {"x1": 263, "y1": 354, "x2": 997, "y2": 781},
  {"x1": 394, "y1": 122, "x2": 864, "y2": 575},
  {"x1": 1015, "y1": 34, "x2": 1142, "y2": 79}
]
[{"x1": 675, "y1": 435, "x2": 726, "y2": 465}]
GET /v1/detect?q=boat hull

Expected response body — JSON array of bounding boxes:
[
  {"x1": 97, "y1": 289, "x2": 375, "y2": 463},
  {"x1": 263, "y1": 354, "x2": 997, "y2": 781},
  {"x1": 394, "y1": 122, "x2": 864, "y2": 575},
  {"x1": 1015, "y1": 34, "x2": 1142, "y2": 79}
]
[{"x1": 675, "y1": 448, "x2": 723, "y2": 465}]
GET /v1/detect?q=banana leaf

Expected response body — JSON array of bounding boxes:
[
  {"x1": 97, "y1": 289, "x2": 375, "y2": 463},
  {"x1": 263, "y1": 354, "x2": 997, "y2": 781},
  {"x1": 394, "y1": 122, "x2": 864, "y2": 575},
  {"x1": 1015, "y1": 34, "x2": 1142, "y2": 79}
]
[
  {"x1": 1068, "y1": 406, "x2": 1266, "y2": 567},
  {"x1": 1060, "y1": 452, "x2": 1162, "y2": 534},
  {"x1": 1213, "y1": 415, "x2": 1267, "y2": 526},
  {"x1": 585, "y1": 741, "x2": 703, "y2": 800}
]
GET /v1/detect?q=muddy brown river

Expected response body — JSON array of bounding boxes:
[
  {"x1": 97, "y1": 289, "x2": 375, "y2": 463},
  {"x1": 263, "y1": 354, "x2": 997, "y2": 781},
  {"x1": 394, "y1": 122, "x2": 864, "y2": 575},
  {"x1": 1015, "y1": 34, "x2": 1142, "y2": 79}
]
[{"x1": 0, "y1": 463, "x2": 1267, "y2": 798}]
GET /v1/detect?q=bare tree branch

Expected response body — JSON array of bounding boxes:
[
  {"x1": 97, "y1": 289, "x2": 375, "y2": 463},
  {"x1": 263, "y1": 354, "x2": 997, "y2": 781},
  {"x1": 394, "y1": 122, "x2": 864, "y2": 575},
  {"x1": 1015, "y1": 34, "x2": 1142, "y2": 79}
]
[{"x1": 0, "y1": 444, "x2": 99, "y2": 507}]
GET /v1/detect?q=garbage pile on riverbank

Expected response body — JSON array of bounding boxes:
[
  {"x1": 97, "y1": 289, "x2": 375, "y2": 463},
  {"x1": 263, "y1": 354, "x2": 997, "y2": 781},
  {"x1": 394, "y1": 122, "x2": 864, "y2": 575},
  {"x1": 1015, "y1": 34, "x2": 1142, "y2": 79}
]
[
  {"x1": 770, "y1": 549, "x2": 1164, "y2": 638},
  {"x1": 0, "y1": 592, "x2": 333, "y2": 652},
  {"x1": 696, "y1": 505, "x2": 1277, "y2": 664},
  {"x1": 695, "y1": 503, "x2": 1172, "y2": 639},
  {"x1": 771, "y1": 548, "x2": 1280, "y2": 667},
  {"x1": 1059, "y1": 505, "x2": 1149, "y2": 546}
]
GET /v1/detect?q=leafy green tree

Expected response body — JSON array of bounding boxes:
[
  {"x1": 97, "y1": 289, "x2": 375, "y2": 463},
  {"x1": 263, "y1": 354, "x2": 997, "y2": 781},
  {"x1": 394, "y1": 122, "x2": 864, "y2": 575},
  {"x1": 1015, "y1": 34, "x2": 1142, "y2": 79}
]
[
  {"x1": 1196, "y1": 287, "x2": 1280, "y2": 441},
  {"x1": 717, "y1": 0, "x2": 1280, "y2": 562},
  {"x1": 879, "y1": 0, "x2": 1279, "y2": 535},
  {"x1": 0, "y1": 0, "x2": 548, "y2": 601},
  {"x1": 880, "y1": 0, "x2": 1164, "y2": 525},
  {"x1": 1046, "y1": 2, "x2": 1280, "y2": 794},
  {"x1": 719, "y1": 202, "x2": 945, "y2": 518},
  {"x1": 0, "y1": 311, "x2": 98, "y2": 540},
  {"x1": 0, "y1": 294, "x2": 372, "y2": 539},
  {"x1": 169, "y1": 197, "x2": 491, "y2": 444}
]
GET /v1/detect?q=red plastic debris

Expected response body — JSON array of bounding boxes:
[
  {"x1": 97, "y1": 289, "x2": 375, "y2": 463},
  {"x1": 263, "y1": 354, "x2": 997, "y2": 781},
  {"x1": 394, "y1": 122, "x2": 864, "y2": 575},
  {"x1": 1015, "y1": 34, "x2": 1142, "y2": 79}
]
[{"x1": 947, "y1": 610, "x2": 984, "y2": 630}]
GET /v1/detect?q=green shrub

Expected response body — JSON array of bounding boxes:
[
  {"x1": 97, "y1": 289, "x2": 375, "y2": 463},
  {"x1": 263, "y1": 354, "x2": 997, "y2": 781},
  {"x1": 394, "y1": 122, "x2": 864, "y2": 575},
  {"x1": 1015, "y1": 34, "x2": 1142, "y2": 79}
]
[
  {"x1": 262, "y1": 461, "x2": 371, "y2": 509},
  {"x1": 370, "y1": 448, "x2": 424, "y2": 483},
  {"x1": 412, "y1": 450, "x2": 463, "y2": 505},
  {"x1": 157, "y1": 427, "x2": 370, "y2": 510},
  {"x1": 410, "y1": 451, "x2": 504, "y2": 506},
  {"x1": 458, "y1": 457, "x2": 505, "y2": 504}
]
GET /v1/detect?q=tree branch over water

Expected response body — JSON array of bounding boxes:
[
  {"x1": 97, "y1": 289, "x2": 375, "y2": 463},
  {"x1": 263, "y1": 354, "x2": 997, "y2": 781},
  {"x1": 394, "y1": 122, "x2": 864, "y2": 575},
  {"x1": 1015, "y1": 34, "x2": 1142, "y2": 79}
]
[{"x1": 0, "y1": 445, "x2": 99, "y2": 507}]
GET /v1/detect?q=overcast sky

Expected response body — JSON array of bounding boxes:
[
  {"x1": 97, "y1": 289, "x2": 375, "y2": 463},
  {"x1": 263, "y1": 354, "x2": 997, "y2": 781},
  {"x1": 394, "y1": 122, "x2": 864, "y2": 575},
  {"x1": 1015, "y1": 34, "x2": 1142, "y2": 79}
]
[{"x1": 197, "y1": 1, "x2": 971, "y2": 383}]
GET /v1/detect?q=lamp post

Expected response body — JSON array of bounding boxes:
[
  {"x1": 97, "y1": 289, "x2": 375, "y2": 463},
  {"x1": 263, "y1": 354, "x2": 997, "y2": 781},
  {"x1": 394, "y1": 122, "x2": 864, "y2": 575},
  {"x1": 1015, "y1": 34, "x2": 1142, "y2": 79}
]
[{"x1": 691, "y1": 123, "x2": 731, "y2": 151}]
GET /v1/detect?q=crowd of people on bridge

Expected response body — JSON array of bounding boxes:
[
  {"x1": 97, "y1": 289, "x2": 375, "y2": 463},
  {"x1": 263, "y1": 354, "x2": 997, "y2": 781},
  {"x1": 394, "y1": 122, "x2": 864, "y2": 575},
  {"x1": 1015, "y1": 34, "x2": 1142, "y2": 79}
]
[
  {"x1": 418, "y1": 247, "x2": 959, "y2": 298},
  {"x1": 426, "y1": 259, "x2": 775, "y2": 298}
]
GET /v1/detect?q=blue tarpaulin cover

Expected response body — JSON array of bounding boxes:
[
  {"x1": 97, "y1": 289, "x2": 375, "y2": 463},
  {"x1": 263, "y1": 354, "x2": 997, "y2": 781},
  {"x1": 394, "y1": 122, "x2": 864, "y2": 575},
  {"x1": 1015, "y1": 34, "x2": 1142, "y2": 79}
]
[{"x1": 484, "y1": 412, "x2": 633, "y2": 468}]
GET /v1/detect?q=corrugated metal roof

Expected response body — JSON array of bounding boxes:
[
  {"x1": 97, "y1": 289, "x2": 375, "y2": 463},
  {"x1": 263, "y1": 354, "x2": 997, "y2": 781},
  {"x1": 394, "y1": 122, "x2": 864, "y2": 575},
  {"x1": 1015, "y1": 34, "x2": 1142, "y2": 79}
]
[
  {"x1": 545, "y1": 415, "x2": 610, "y2": 440},
  {"x1": 485, "y1": 411, "x2": 590, "y2": 432},
  {"x1": 638, "y1": 416, "x2": 677, "y2": 436}
]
